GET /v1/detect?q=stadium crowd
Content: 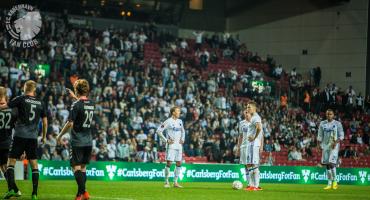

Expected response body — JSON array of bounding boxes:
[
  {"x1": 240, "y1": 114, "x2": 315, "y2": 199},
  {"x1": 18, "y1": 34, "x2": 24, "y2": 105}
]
[{"x1": 0, "y1": 11, "x2": 369, "y2": 165}]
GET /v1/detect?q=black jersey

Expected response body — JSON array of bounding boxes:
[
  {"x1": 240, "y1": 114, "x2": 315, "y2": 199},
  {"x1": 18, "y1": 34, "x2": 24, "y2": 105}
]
[
  {"x1": 8, "y1": 95, "x2": 46, "y2": 139},
  {"x1": 0, "y1": 108, "x2": 16, "y2": 149},
  {"x1": 68, "y1": 99, "x2": 95, "y2": 147}
]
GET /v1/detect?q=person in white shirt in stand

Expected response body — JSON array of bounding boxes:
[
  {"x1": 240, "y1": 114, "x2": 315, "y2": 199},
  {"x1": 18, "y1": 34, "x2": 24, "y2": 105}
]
[
  {"x1": 156, "y1": 107, "x2": 185, "y2": 188},
  {"x1": 193, "y1": 31, "x2": 203, "y2": 51}
]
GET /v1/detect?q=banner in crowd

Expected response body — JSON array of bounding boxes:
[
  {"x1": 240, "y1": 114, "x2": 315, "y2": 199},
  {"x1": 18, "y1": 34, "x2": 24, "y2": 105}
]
[{"x1": 34, "y1": 160, "x2": 370, "y2": 185}]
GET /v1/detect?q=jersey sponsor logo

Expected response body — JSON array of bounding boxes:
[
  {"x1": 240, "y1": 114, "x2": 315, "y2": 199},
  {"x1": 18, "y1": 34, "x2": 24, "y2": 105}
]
[
  {"x1": 173, "y1": 127, "x2": 182, "y2": 131},
  {"x1": 83, "y1": 105, "x2": 94, "y2": 110}
]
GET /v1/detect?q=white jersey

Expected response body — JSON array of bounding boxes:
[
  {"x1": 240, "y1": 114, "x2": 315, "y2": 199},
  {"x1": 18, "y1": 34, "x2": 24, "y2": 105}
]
[
  {"x1": 247, "y1": 113, "x2": 263, "y2": 147},
  {"x1": 318, "y1": 120, "x2": 344, "y2": 149},
  {"x1": 239, "y1": 120, "x2": 250, "y2": 148},
  {"x1": 156, "y1": 117, "x2": 185, "y2": 150}
]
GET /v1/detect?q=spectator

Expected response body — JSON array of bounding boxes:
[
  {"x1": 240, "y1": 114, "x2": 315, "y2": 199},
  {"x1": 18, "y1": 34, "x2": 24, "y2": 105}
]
[
  {"x1": 41, "y1": 148, "x2": 51, "y2": 160},
  {"x1": 51, "y1": 151, "x2": 62, "y2": 161},
  {"x1": 117, "y1": 139, "x2": 130, "y2": 161},
  {"x1": 288, "y1": 147, "x2": 304, "y2": 161},
  {"x1": 107, "y1": 139, "x2": 117, "y2": 161},
  {"x1": 193, "y1": 31, "x2": 204, "y2": 51},
  {"x1": 264, "y1": 140, "x2": 273, "y2": 152},
  {"x1": 136, "y1": 146, "x2": 153, "y2": 163}
]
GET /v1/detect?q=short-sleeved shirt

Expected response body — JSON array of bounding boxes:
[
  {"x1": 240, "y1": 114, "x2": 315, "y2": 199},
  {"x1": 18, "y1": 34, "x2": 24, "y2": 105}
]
[
  {"x1": 318, "y1": 120, "x2": 344, "y2": 149},
  {"x1": 239, "y1": 120, "x2": 250, "y2": 148},
  {"x1": 247, "y1": 113, "x2": 263, "y2": 147},
  {"x1": 68, "y1": 99, "x2": 95, "y2": 147},
  {"x1": 8, "y1": 95, "x2": 46, "y2": 139},
  {"x1": 156, "y1": 118, "x2": 185, "y2": 150},
  {"x1": 0, "y1": 108, "x2": 16, "y2": 149}
]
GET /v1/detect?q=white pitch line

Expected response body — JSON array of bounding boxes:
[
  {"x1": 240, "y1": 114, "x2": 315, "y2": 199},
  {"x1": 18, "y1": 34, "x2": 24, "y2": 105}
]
[{"x1": 44, "y1": 194, "x2": 134, "y2": 200}]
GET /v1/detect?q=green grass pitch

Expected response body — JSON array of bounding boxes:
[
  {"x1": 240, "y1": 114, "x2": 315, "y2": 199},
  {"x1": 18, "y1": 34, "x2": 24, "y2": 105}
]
[{"x1": 1, "y1": 181, "x2": 369, "y2": 200}]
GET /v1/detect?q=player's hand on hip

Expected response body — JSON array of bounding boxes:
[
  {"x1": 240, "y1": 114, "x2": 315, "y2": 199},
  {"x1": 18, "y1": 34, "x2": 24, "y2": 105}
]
[
  {"x1": 331, "y1": 143, "x2": 336, "y2": 150},
  {"x1": 248, "y1": 136, "x2": 254, "y2": 142},
  {"x1": 56, "y1": 134, "x2": 63, "y2": 144},
  {"x1": 167, "y1": 139, "x2": 174, "y2": 144},
  {"x1": 41, "y1": 137, "x2": 46, "y2": 144},
  {"x1": 179, "y1": 139, "x2": 184, "y2": 144}
]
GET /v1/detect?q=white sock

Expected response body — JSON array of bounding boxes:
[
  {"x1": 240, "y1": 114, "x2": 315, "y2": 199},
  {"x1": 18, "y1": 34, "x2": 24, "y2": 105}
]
[
  {"x1": 327, "y1": 169, "x2": 332, "y2": 185},
  {"x1": 331, "y1": 167, "x2": 337, "y2": 182},
  {"x1": 245, "y1": 167, "x2": 250, "y2": 186},
  {"x1": 174, "y1": 166, "x2": 181, "y2": 183},
  {"x1": 249, "y1": 168, "x2": 255, "y2": 187},
  {"x1": 164, "y1": 166, "x2": 170, "y2": 183},
  {"x1": 254, "y1": 168, "x2": 260, "y2": 188}
]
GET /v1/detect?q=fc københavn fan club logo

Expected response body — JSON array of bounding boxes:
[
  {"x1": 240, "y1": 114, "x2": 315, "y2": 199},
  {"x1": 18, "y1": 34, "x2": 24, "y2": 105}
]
[{"x1": 5, "y1": 4, "x2": 41, "y2": 48}]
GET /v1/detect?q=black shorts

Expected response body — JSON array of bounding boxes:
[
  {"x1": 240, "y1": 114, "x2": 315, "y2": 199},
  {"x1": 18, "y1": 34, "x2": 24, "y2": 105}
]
[
  {"x1": 70, "y1": 146, "x2": 92, "y2": 166},
  {"x1": 0, "y1": 149, "x2": 9, "y2": 165},
  {"x1": 9, "y1": 137, "x2": 37, "y2": 160}
]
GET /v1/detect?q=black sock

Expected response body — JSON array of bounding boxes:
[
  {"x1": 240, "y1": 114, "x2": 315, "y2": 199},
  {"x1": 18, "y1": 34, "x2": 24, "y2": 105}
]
[
  {"x1": 6, "y1": 166, "x2": 18, "y2": 192},
  {"x1": 32, "y1": 169, "x2": 39, "y2": 196},
  {"x1": 3, "y1": 170, "x2": 10, "y2": 191},
  {"x1": 82, "y1": 171, "x2": 87, "y2": 191},
  {"x1": 74, "y1": 170, "x2": 84, "y2": 196}
]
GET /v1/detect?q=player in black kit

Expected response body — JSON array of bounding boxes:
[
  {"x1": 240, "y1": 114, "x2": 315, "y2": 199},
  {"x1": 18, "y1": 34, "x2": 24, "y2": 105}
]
[
  {"x1": 57, "y1": 79, "x2": 94, "y2": 200},
  {"x1": 0, "y1": 87, "x2": 17, "y2": 195},
  {"x1": 1, "y1": 81, "x2": 47, "y2": 200}
]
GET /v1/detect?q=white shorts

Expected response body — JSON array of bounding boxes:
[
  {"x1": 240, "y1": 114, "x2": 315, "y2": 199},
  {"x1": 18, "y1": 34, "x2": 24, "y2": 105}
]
[
  {"x1": 166, "y1": 148, "x2": 183, "y2": 162},
  {"x1": 321, "y1": 144, "x2": 339, "y2": 165},
  {"x1": 240, "y1": 146, "x2": 248, "y2": 165},
  {"x1": 246, "y1": 144, "x2": 260, "y2": 165}
]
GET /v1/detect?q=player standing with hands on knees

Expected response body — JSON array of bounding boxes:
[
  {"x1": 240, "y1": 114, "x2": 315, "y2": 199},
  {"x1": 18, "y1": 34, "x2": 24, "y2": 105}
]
[
  {"x1": 1, "y1": 80, "x2": 47, "y2": 200},
  {"x1": 156, "y1": 107, "x2": 185, "y2": 188},
  {"x1": 317, "y1": 109, "x2": 344, "y2": 190},
  {"x1": 57, "y1": 79, "x2": 95, "y2": 200}
]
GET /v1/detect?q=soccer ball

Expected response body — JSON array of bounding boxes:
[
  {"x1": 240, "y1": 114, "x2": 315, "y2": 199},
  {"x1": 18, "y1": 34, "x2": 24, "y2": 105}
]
[{"x1": 232, "y1": 180, "x2": 243, "y2": 190}]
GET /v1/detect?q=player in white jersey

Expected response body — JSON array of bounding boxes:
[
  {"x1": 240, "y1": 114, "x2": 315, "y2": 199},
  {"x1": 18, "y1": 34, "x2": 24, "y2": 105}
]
[
  {"x1": 237, "y1": 109, "x2": 252, "y2": 189},
  {"x1": 156, "y1": 107, "x2": 185, "y2": 188},
  {"x1": 317, "y1": 109, "x2": 344, "y2": 190},
  {"x1": 246, "y1": 101, "x2": 263, "y2": 191}
]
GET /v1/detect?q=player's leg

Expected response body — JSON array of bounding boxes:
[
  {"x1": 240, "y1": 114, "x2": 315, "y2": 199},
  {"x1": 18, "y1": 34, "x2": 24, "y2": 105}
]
[
  {"x1": 164, "y1": 148, "x2": 174, "y2": 188},
  {"x1": 252, "y1": 145, "x2": 261, "y2": 190},
  {"x1": 322, "y1": 148, "x2": 332, "y2": 189},
  {"x1": 0, "y1": 149, "x2": 10, "y2": 191},
  {"x1": 29, "y1": 160, "x2": 39, "y2": 200},
  {"x1": 3, "y1": 137, "x2": 23, "y2": 199},
  {"x1": 70, "y1": 147, "x2": 86, "y2": 199},
  {"x1": 240, "y1": 146, "x2": 251, "y2": 189},
  {"x1": 26, "y1": 138, "x2": 40, "y2": 200},
  {"x1": 81, "y1": 146, "x2": 92, "y2": 200},
  {"x1": 329, "y1": 147, "x2": 339, "y2": 189},
  {"x1": 245, "y1": 145, "x2": 255, "y2": 190},
  {"x1": 173, "y1": 149, "x2": 183, "y2": 188}
]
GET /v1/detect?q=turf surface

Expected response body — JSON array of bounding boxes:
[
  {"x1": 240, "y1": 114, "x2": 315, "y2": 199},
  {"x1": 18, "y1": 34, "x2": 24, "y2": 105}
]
[{"x1": 0, "y1": 181, "x2": 369, "y2": 200}]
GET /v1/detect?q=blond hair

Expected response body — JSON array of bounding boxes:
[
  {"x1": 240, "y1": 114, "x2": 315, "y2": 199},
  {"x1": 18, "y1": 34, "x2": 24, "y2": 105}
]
[
  {"x1": 74, "y1": 79, "x2": 90, "y2": 96},
  {"x1": 0, "y1": 86, "x2": 7, "y2": 101},
  {"x1": 24, "y1": 80, "x2": 37, "y2": 94}
]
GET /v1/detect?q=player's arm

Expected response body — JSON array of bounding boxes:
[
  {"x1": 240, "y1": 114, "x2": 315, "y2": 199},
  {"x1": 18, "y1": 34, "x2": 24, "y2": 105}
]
[
  {"x1": 41, "y1": 117, "x2": 48, "y2": 144},
  {"x1": 57, "y1": 121, "x2": 73, "y2": 143},
  {"x1": 337, "y1": 122, "x2": 344, "y2": 141},
  {"x1": 40, "y1": 103, "x2": 48, "y2": 144},
  {"x1": 57, "y1": 102, "x2": 76, "y2": 142},
  {"x1": 156, "y1": 120, "x2": 171, "y2": 144},
  {"x1": 180, "y1": 122, "x2": 185, "y2": 144},
  {"x1": 317, "y1": 122, "x2": 323, "y2": 148},
  {"x1": 66, "y1": 88, "x2": 78, "y2": 101},
  {"x1": 237, "y1": 123, "x2": 243, "y2": 150},
  {"x1": 249, "y1": 121, "x2": 262, "y2": 141}
]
